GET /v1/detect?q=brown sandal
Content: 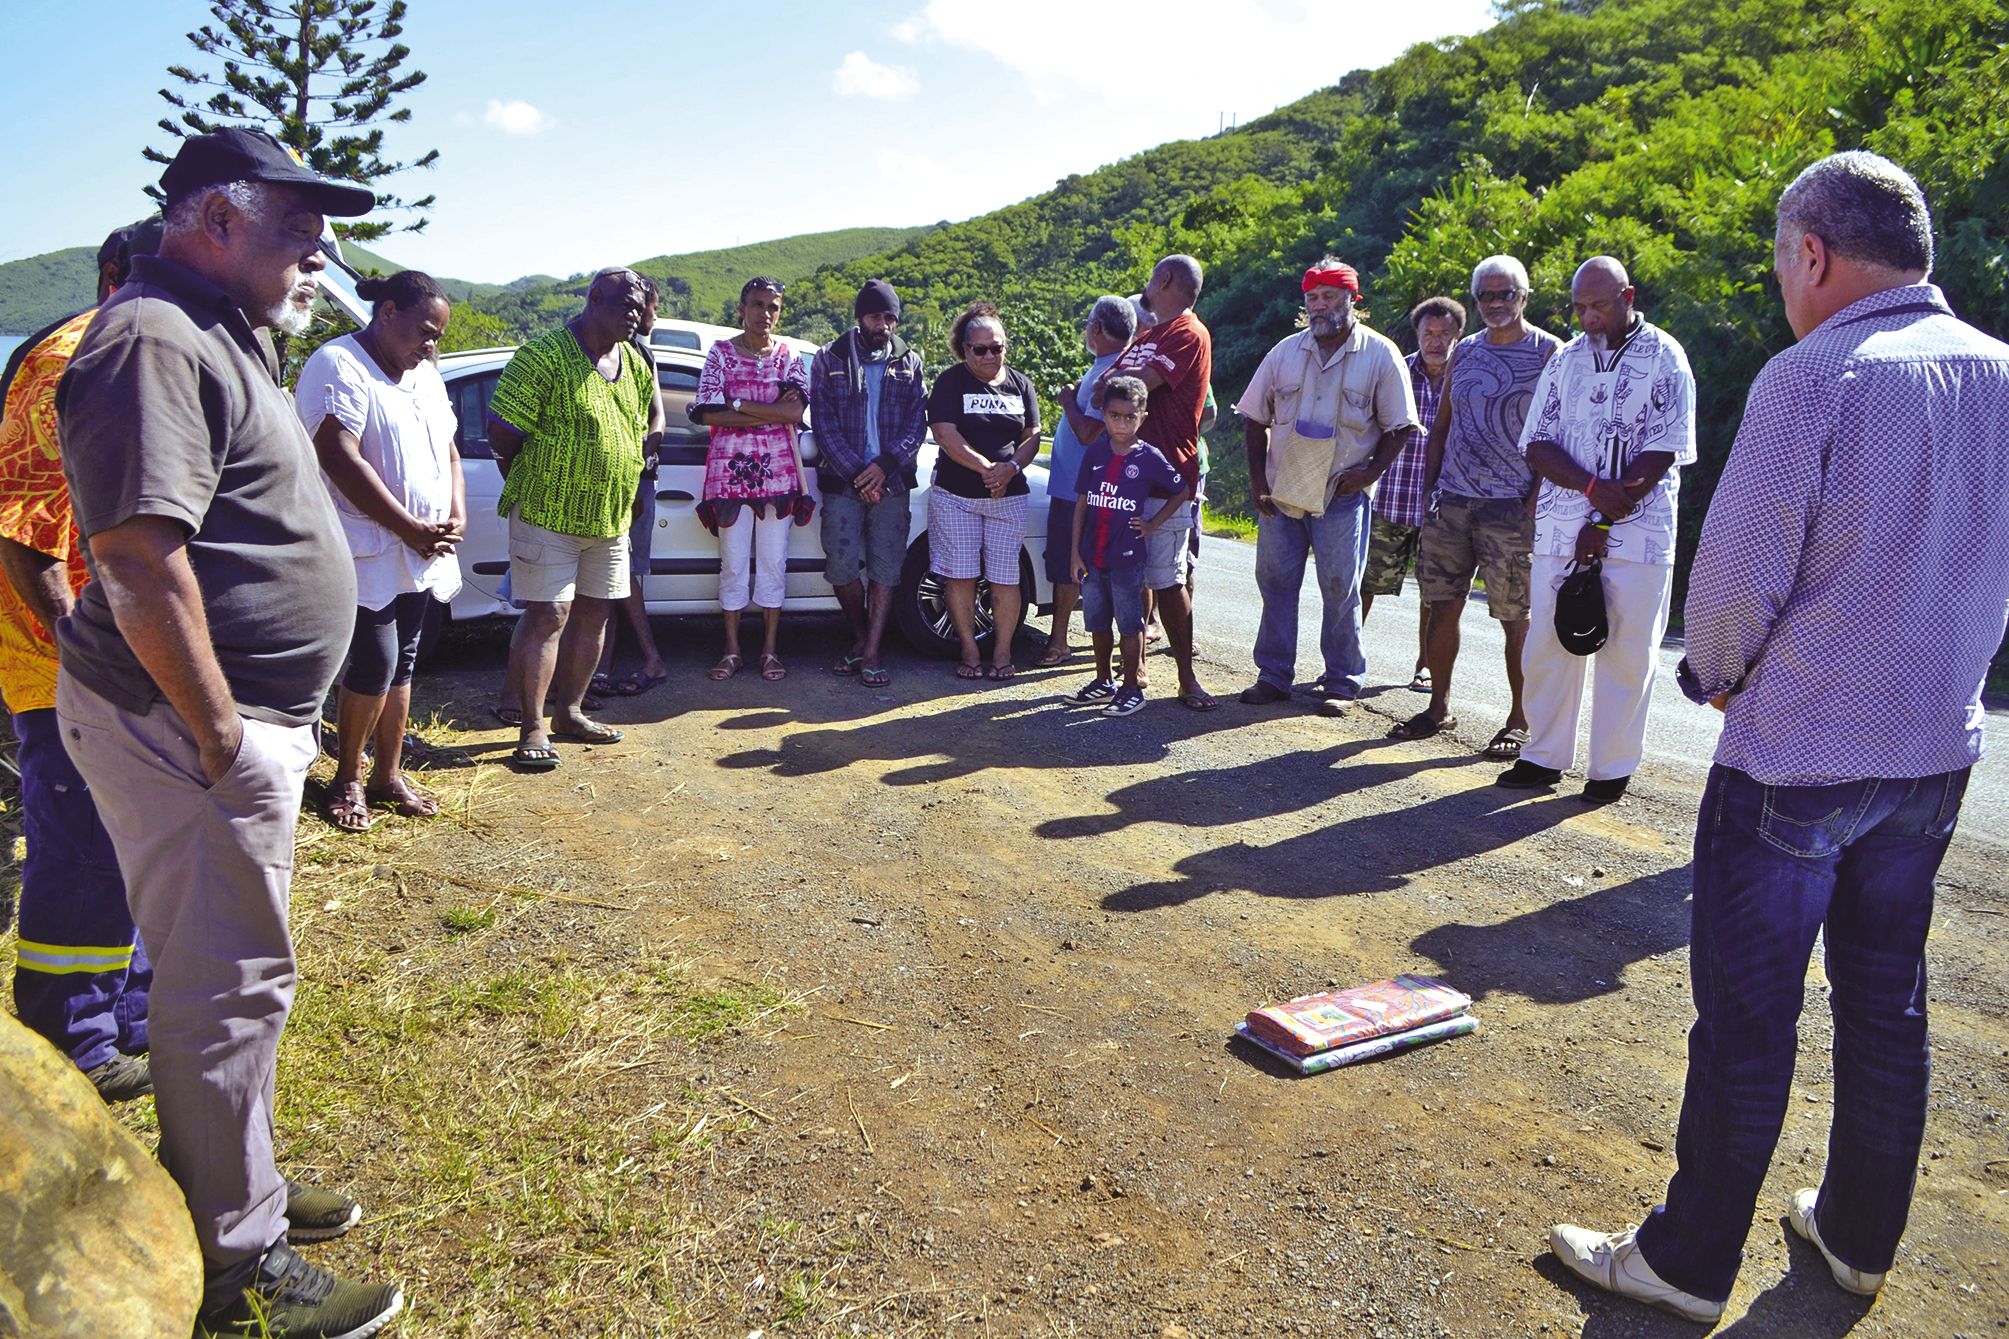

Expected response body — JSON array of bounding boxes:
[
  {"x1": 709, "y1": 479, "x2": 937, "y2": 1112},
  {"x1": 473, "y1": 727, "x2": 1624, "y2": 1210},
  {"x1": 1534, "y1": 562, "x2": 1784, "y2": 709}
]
[
  {"x1": 708, "y1": 654, "x2": 743, "y2": 681},
  {"x1": 365, "y1": 775, "x2": 439, "y2": 818},
  {"x1": 323, "y1": 779, "x2": 375, "y2": 833}
]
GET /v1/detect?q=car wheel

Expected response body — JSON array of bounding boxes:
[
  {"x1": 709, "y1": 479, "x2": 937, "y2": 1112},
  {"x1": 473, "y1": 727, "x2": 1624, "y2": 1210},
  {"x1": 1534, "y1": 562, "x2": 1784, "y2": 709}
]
[{"x1": 895, "y1": 535, "x2": 995, "y2": 658}]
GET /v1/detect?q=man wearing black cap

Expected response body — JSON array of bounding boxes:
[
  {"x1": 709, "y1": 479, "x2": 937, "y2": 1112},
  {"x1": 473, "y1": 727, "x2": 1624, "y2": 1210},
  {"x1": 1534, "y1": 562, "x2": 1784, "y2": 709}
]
[
  {"x1": 53, "y1": 127, "x2": 404, "y2": 1337},
  {"x1": 0, "y1": 220, "x2": 160, "y2": 1106},
  {"x1": 810, "y1": 280, "x2": 929, "y2": 685}
]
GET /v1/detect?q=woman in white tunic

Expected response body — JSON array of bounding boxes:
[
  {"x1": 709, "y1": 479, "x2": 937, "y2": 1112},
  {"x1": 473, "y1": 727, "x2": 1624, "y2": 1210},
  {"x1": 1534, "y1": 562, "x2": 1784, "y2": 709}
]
[{"x1": 296, "y1": 270, "x2": 465, "y2": 831}]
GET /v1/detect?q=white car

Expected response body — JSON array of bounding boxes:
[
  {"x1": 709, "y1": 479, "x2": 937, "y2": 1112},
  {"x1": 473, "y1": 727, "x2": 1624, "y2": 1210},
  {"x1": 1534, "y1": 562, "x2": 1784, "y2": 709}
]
[{"x1": 315, "y1": 246, "x2": 1053, "y2": 656}]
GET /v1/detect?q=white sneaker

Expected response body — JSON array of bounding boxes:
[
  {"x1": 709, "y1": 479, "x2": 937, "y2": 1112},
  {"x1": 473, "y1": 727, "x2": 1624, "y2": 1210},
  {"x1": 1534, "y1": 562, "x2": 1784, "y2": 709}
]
[
  {"x1": 1549, "y1": 1223, "x2": 1724, "y2": 1323},
  {"x1": 1788, "y1": 1188, "x2": 1886, "y2": 1296}
]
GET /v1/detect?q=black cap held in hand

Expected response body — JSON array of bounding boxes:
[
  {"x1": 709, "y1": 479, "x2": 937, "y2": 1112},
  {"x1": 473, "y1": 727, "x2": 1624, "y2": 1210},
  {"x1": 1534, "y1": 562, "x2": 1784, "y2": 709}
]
[
  {"x1": 160, "y1": 127, "x2": 376, "y2": 217},
  {"x1": 855, "y1": 279, "x2": 901, "y2": 321}
]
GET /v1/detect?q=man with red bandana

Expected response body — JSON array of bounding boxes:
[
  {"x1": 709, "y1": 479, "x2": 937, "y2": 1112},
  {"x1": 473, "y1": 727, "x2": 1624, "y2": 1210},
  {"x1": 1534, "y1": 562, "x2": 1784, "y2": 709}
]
[{"x1": 1233, "y1": 257, "x2": 1418, "y2": 715}]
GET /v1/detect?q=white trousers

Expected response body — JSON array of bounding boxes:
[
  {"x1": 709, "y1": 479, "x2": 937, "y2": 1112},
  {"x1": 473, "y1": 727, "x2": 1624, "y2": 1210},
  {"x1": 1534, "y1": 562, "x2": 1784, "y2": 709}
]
[
  {"x1": 1522, "y1": 554, "x2": 1673, "y2": 780},
  {"x1": 718, "y1": 509, "x2": 791, "y2": 612}
]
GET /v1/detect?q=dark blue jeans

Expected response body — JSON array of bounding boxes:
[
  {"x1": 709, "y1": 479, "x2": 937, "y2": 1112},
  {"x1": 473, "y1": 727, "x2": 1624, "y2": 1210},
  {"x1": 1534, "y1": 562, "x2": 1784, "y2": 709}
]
[
  {"x1": 10, "y1": 707, "x2": 149, "y2": 1069},
  {"x1": 1635, "y1": 762, "x2": 1968, "y2": 1301}
]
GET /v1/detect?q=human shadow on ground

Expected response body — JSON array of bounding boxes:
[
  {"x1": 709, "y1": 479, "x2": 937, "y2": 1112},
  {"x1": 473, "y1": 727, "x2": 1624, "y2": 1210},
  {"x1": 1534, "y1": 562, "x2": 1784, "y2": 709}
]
[
  {"x1": 1036, "y1": 736, "x2": 1473, "y2": 840},
  {"x1": 1097, "y1": 767, "x2": 1582, "y2": 911},
  {"x1": 1407, "y1": 863, "x2": 1694, "y2": 1005},
  {"x1": 711, "y1": 682, "x2": 1268, "y2": 786}
]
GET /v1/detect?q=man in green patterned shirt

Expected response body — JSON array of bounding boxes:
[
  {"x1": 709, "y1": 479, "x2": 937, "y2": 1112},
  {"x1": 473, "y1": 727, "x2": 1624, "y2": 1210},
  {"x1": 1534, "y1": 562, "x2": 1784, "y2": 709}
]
[{"x1": 487, "y1": 268, "x2": 650, "y2": 770}]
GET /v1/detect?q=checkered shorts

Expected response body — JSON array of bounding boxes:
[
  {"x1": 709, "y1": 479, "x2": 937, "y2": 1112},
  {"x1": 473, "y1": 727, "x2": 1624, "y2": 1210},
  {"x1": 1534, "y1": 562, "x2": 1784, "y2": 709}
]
[{"x1": 927, "y1": 489, "x2": 1027, "y2": 585}]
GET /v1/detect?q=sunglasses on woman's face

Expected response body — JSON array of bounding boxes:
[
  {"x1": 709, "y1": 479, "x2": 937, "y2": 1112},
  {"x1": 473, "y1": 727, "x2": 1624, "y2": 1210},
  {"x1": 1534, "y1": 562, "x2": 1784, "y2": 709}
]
[{"x1": 967, "y1": 343, "x2": 1006, "y2": 357}]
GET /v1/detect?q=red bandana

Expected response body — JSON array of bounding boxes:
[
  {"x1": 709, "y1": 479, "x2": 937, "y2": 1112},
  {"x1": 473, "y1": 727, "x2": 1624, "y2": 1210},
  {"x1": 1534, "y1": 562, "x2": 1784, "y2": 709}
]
[{"x1": 1302, "y1": 264, "x2": 1360, "y2": 295}]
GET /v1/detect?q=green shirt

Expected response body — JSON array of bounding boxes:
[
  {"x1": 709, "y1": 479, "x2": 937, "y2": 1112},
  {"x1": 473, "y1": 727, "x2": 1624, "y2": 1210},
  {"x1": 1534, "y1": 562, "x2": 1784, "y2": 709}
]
[{"x1": 491, "y1": 326, "x2": 650, "y2": 538}]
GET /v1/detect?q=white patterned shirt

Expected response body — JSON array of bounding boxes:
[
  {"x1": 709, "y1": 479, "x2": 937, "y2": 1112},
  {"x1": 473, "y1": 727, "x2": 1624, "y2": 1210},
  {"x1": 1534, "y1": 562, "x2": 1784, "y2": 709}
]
[
  {"x1": 1677, "y1": 284, "x2": 2009, "y2": 785},
  {"x1": 1520, "y1": 318, "x2": 1696, "y2": 566}
]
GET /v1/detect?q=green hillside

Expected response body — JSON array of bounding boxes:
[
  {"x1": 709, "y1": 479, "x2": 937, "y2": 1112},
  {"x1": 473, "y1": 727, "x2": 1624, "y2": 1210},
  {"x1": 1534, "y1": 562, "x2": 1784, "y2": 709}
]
[
  {"x1": 460, "y1": 225, "x2": 938, "y2": 340},
  {"x1": 4, "y1": 224, "x2": 933, "y2": 338},
  {"x1": 779, "y1": 0, "x2": 2008, "y2": 601},
  {"x1": 0, "y1": 248, "x2": 99, "y2": 334}
]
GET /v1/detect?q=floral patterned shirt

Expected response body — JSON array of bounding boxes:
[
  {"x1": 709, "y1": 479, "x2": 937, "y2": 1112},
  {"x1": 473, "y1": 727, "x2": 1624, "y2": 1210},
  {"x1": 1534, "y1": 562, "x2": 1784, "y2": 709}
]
[
  {"x1": 0, "y1": 310, "x2": 95, "y2": 713},
  {"x1": 695, "y1": 338, "x2": 810, "y2": 521}
]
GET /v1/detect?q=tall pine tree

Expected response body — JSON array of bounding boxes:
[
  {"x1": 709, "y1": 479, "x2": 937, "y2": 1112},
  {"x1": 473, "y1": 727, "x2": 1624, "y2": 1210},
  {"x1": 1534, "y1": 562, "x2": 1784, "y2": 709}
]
[{"x1": 147, "y1": 0, "x2": 438, "y2": 241}]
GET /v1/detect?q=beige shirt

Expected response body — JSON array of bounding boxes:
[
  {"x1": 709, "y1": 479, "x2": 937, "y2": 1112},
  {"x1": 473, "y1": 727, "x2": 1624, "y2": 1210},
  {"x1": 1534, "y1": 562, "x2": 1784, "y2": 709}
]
[{"x1": 1236, "y1": 323, "x2": 1417, "y2": 516}]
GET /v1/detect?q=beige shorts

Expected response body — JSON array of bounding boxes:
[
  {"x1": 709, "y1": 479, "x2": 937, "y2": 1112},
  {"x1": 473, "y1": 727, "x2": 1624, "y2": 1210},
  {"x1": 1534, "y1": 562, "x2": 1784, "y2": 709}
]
[{"x1": 507, "y1": 510, "x2": 629, "y2": 604}]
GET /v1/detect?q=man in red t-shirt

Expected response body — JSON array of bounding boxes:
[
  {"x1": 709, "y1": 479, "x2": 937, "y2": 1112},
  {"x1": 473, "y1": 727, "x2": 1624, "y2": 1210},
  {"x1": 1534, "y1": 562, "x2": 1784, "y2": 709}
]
[{"x1": 1098, "y1": 254, "x2": 1216, "y2": 710}]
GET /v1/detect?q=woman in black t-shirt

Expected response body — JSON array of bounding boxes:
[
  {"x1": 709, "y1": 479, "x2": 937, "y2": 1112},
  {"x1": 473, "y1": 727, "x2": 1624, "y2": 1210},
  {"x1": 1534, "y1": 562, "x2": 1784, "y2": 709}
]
[{"x1": 926, "y1": 302, "x2": 1041, "y2": 680}]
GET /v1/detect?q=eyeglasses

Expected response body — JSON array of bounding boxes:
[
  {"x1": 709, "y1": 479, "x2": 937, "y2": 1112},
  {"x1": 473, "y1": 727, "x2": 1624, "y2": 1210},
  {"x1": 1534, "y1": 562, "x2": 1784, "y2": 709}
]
[
  {"x1": 967, "y1": 343, "x2": 1006, "y2": 357},
  {"x1": 1474, "y1": 289, "x2": 1521, "y2": 304}
]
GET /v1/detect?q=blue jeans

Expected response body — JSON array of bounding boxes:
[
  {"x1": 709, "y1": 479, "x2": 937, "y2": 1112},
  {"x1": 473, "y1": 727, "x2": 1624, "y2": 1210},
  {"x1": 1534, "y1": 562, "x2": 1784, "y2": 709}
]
[
  {"x1": 10, "y1": 707, "x2": 149, "y2": 1069},
  {"x1": 1079, "y1": 563, "x2": 1147, "y2": 636},
  {"x1": 1252, "y1": 490, "x2": 1370, "y2": 696},
  {"x1": 1635, "y1": 763, "x2": 1969, "y2": 1301}
]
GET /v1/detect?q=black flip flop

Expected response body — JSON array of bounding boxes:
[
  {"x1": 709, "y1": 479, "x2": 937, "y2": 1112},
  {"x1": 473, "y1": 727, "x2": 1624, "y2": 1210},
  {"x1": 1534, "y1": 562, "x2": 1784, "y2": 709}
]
[{"x1": 511, "y1": 744, "x2": 560, "y2": 772}]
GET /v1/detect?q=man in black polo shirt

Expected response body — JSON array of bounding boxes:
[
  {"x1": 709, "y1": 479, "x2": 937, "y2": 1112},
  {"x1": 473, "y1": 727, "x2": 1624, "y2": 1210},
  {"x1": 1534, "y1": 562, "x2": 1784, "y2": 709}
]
[{"x1": 55, "y1": 129, "x2": 404, "y2": 1338}]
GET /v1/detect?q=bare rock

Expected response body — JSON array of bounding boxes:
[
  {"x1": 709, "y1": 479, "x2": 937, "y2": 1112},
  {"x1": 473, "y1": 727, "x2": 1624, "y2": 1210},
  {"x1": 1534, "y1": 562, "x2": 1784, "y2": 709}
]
[{"x1": 0, "y1": 1012, "x2": 200, "y2": 1337}]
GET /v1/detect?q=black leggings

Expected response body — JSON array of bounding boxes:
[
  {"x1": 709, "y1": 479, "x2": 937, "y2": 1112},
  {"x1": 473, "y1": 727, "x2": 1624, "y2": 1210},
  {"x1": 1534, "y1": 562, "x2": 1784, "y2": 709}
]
[{"x1": 342, "y1": 592, "x2": 439, "y2": 696}]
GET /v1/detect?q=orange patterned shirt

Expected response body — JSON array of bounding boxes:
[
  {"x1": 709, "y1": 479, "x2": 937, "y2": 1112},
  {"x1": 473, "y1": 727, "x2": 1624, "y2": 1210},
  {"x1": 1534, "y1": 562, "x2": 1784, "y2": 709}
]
[{"x1": 0, "y1": 309, "x2": 96, "y2": 714}]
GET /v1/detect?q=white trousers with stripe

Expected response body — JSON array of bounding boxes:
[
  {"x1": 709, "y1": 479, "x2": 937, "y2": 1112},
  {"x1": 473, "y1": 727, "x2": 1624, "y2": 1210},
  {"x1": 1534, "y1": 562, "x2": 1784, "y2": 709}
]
[{"x1": 1521, "y1": 553, "x2": 1674, "y2": 781}]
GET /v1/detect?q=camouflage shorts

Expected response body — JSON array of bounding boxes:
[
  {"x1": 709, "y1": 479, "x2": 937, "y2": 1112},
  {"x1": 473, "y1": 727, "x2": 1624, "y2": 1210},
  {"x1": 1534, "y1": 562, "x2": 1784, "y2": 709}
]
[
  {"x1": 1362, "y1": 516, "x2": 1423, "y2": 596},
  {"x1": 1417, "y1": 495, "x2": 1534, "y2": 621}
]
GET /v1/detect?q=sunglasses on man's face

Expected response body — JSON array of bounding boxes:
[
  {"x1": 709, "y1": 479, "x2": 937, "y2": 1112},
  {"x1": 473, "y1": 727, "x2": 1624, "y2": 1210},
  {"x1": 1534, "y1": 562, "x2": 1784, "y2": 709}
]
[
  {"x1": 967, "y1": 343, "x2": 1006, "y2": 357},
  {"x1": 1475, "y1": 289, "x2": 1521, "y2": 304}
]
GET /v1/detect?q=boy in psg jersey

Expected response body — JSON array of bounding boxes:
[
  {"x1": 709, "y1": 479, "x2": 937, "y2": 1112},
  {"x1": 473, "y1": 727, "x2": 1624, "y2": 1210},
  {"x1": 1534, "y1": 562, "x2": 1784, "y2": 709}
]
[{"x1": 1065, "y1": 376, "x2": 1186, "y2": 716}]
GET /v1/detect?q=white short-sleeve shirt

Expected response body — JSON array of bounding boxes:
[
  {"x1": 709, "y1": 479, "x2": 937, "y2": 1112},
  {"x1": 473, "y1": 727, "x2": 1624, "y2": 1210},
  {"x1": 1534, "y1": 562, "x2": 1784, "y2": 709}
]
[
  {"x1": 1521, "y1": 319, "x2": 1697, "y2": 565},
  {"x1": 295, "y1": 333, "x2": 463, "y2": 609}
]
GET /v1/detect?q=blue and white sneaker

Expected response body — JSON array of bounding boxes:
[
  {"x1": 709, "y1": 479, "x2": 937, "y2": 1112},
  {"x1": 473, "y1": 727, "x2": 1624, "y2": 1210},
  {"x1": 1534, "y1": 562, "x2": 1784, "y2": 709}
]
[
  {"x1": 1103, "y1": 686, "x2": 1147, "y2": 717},
  {"x1": 1066, "y1": 678, "x2": 1116, "y2": 705}
]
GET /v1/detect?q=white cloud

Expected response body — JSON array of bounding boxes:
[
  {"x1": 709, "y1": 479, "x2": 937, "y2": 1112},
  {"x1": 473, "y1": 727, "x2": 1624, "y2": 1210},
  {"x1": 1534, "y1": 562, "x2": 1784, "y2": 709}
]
[
  {"x1": 904, "y1": 0, "x2": 1494, "y2": 110},
  {"x1": 833, "y1": 51, "x2": 919, "y2": 100},
  {"x1": 483, "y1": 99, "x2": 550, "y2": 135},
  {"x1": 889, "y1": 16, "x2": 924, "y2": 43}
]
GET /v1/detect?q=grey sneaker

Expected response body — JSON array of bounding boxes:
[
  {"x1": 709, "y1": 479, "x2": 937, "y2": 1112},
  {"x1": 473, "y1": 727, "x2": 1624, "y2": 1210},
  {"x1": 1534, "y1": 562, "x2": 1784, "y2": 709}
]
[
  {"x1": 286, "y1": 1179, "x2": 364, "y2": 1243},
  {"x1": 1549, "y1": 1223, "x2": 1723, "y2": 1323},
  {"x1": 1788, "y1": 1188, "x2": 1886, "y2": 1296},
  {"x1": 84, "y1": 1052, "x2": 153, "y2": 1103},
  {"x1": 198, "y1": 1242, "x2": 403, "y2": 1338}
]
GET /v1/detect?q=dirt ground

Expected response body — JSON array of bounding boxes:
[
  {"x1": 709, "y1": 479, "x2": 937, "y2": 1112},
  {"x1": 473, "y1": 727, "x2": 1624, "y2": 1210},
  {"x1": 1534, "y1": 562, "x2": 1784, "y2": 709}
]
[{"x1": 50, "y1": 609, "x2": 2001, "y2": 1338}]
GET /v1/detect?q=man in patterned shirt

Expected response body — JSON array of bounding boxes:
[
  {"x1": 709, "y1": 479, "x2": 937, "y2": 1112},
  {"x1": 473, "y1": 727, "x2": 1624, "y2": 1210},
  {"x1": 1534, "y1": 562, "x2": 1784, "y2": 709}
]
[
  {"x1": 1360, "y1": 296, "x2": 1464, "y2": 692},
  {"x1": 1501, "y1": 257, "x2": 1695, "y2": 802},
  {"x1": 1551, "y1": 153, "x2": 2009, "y2": 1324},
  {"x1": 0, "y1": 221, "x2": 157, "y2": 1103},
  {"x1": 488, "y1": 268, "x2": 651, "y2": 770},
  {"x1": 1394, "y1": 255, "x2": 1562, "y2": 758}
]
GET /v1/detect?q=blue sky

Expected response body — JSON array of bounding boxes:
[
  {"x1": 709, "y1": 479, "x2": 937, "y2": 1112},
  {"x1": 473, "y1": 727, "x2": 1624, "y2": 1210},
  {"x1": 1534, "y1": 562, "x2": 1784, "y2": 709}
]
[{"x1": 1, "y1": 0, "x2": 1497, "y2": 284}]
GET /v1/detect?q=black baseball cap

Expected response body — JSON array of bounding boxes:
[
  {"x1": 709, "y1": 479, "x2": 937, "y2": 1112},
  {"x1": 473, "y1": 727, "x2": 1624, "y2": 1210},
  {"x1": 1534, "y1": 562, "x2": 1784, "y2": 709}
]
[{"x1": 159, "y1": 127, "x2": 376, "y2": 217}]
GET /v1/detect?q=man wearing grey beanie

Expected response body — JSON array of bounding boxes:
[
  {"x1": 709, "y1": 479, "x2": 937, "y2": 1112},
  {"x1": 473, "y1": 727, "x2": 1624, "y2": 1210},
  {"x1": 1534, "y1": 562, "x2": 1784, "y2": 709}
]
[{"x1": 810, "y1": 280, "x2": 929, "y2": 686}]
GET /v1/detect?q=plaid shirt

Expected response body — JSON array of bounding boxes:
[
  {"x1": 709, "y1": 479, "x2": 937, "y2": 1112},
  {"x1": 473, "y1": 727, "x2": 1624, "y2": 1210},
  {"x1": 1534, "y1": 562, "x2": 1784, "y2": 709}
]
[
  {"x1": 1374, "y1": 352, "x2": 1445, "y2": 528},
  {"x1": 809, "y1": 329, "x2": 928, "y2": 496}
]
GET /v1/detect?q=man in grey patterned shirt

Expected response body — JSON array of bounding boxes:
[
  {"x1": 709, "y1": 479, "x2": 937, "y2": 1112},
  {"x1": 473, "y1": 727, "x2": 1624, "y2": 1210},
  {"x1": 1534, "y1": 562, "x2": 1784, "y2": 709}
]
[{"x1": 1551, "y1": 152, "x2": 2009, "y2": 1324}]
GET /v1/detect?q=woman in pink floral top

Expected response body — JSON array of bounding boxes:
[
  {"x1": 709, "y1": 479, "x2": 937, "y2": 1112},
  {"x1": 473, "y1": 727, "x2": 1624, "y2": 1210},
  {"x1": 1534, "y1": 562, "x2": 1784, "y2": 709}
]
[{"x1": 690, "y1": 276, "x2": 812, "y2": 681}]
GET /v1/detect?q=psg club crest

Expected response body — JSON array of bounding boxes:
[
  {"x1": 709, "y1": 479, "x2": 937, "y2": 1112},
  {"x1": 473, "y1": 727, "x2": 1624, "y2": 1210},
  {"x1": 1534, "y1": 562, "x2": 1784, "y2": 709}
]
[{"x1": 1123, "y1": 463, "x2": 1140, "y2": 479}]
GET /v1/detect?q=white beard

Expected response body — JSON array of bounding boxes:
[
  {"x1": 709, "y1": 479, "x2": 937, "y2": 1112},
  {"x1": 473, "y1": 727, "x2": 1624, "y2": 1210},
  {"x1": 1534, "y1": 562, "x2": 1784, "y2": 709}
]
[{"x1": 269, "y1": 299, "x2": 313, "y2": 338}]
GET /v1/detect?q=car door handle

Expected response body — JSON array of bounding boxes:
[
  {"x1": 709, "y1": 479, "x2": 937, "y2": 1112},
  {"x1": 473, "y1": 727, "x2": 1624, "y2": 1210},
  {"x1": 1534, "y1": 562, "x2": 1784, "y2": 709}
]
[{"x1": 657, "y1": 489, "x2": 696, "y2": 502}]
